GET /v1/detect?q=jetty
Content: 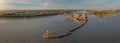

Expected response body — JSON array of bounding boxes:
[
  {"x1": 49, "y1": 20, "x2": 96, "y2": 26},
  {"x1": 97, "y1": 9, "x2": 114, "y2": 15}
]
[{"x1": 43, "y1": 12, "x2": 88, "y2": 39}]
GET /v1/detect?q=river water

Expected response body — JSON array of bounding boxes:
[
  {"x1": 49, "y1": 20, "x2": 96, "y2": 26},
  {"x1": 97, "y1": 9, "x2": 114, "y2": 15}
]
[{"x1": 0, "y1": 13, "x2": 120, "y2": 43}]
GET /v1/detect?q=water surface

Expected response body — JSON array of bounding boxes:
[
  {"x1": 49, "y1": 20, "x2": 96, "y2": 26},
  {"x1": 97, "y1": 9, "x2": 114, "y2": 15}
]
[{"x1": 0, "y1": 13, "x2": 120, "y2": 43}]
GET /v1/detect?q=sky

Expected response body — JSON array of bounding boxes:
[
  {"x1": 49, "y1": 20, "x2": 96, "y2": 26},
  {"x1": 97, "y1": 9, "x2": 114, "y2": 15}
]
[{"x1": 0, "y1": 0, "x2": 120, "y2": 10}]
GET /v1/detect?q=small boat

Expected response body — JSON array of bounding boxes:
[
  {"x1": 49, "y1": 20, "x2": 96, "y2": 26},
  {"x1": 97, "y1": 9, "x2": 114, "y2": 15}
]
[{"x1": 43, "y1": 30, "x2": 49, "y2": 39}]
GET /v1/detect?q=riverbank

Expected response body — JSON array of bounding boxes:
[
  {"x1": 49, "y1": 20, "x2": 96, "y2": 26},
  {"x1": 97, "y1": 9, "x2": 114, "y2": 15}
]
[
  {"x1": 0, "y1": 10, "x2": 65, "y2": 18},
  {"x1": 0, "y1": 13, "x2": 59, "y2": 18}
]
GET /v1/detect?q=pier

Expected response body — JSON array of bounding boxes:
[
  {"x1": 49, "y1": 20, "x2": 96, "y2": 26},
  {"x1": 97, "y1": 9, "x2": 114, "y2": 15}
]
[{"x1": 43, "y1": 13, "x2": 88, "y2": 39}]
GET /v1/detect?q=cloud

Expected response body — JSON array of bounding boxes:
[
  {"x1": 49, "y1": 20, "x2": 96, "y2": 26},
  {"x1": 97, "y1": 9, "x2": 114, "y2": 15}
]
[
  {"x1": 0, "y1": 0, "x2": 120, "y2": 10},
  {"x1": 43, "y1": 0, "x2": 51, "y2": 7},
  {"x1": 5, "y1": 0, "x2": 44, "y2": 5},
  {"x1": 0, "y1": 0, "x2": 4, "y2": 4},
  {"x1": 5, "y1": 0, "x2": 53, "y2": 7}
]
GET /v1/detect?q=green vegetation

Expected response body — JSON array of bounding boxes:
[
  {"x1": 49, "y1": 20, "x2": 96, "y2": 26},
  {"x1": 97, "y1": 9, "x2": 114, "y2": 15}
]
[
  {"x1": 0, "y1": 11, "x2": 64, "y2": 18},
  {"x1": 88, "y1": 10, "x2": 120, "y2": 18},
  {"x1": 89, "y1": 10, "x2": 119, "y2": 14}
]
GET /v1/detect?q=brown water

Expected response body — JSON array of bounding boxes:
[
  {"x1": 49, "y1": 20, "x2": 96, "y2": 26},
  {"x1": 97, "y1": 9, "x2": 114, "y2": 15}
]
[{"x1": 0, "y1": 13, "x2": 120, "y2": 43}]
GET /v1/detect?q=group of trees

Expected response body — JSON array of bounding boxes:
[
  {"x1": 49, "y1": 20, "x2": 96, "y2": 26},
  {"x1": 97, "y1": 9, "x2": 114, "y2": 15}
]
[
  {"x1": 0, "y1": 11, "x2": 64, "y2": 17},
  {"x1": 88, "y1": 10, "x2": 120, "y2": 19},
  {"x1": 89, "y1": 10, "x2": 119, "y2": 14}
]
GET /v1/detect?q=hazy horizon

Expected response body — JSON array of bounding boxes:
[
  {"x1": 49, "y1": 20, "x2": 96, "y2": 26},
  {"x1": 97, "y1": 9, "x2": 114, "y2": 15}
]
[{"x1": 0, "y1": 0, "x2": 120, "y2": 10}]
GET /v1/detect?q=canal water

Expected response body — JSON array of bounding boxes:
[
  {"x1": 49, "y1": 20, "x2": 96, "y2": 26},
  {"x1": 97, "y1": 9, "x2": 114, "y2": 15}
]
[{"x1": 0, "y1": 13, "x2": 120, "y2": 43}]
